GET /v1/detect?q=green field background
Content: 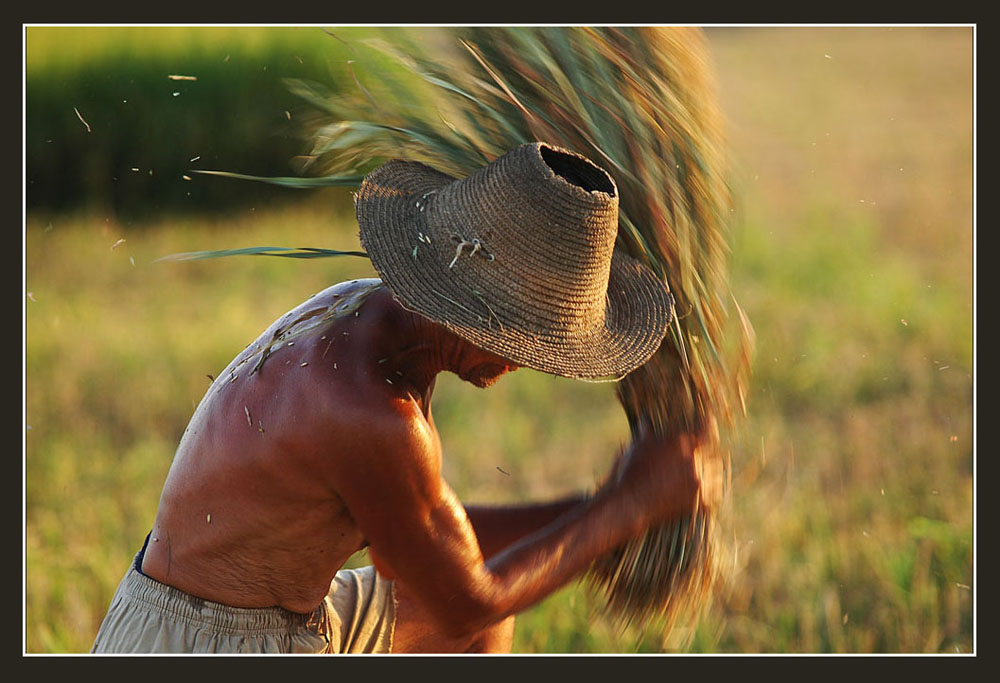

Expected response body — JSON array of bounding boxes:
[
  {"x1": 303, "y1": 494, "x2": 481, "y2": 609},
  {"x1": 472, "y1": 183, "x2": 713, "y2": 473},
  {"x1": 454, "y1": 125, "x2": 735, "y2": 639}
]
[{"x1": 24, "y1": 26, "x2": 974, "y2": 653}]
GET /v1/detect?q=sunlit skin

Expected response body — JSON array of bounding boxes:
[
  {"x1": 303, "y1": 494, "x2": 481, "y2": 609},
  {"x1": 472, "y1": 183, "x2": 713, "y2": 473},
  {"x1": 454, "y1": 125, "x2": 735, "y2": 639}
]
[{"x1": 140, "y1": 279, "x2": 713, "y2": 653}]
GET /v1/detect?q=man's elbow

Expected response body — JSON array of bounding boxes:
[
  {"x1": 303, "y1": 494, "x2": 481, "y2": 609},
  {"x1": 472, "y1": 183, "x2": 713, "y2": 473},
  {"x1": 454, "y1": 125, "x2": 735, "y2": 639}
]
[{"x1": 432, "y1": 588, "x2": 509, "y2": 640}]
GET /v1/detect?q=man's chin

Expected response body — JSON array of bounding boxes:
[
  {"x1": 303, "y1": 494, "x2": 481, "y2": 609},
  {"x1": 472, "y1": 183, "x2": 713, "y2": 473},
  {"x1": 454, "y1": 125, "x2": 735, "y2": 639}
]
[
  {"x1": 468, "y1": 375, "x2": 501, "y2": 389},
  {"x1": 463, "y1": 364, "x2": 514, "y2": 388}
]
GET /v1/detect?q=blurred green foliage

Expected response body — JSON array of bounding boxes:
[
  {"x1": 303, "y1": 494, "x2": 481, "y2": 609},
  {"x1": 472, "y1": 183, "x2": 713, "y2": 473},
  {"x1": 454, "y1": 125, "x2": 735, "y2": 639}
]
[{"x1": 25, "y1": 27, "x2": 351, "y2": 220}]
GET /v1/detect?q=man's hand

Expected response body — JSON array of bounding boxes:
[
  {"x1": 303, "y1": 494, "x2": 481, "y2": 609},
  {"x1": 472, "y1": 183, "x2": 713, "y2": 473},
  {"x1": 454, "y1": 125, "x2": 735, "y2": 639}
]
[{"x1": 600, "y1": 424, "x2": 722, "y2": 529}]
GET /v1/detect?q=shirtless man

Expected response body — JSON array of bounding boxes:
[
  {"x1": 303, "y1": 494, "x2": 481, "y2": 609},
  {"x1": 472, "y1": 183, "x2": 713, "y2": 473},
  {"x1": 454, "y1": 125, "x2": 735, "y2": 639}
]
[{"x1": 91, "y1": 143, "x2": 713, "y2": 654}]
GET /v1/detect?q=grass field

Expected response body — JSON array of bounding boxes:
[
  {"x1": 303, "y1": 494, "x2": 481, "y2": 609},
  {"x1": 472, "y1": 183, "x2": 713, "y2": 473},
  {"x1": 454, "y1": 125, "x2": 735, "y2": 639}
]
[{"x1": 24, "y1": 26, "x2": 974, "y2": 653}]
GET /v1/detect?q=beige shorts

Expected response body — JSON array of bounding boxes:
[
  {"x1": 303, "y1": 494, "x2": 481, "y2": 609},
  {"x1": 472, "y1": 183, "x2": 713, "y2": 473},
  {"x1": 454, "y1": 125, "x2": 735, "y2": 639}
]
[{"x1": 91, "y1": 548, "x2": 396, "y2": 654}]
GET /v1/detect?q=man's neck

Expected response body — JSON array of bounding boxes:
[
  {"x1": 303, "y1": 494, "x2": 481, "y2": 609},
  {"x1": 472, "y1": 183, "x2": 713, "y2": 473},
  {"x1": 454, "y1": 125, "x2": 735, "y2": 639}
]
[{"x1": 359, "y1": 290, "x2": 462, "y2": 402}]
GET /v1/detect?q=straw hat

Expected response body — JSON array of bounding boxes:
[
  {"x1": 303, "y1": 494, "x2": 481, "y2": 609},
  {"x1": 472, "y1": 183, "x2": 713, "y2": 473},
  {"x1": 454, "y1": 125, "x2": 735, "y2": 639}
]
[{"x1": 355, "y1": 142, "x2": 674, "y2": 379}]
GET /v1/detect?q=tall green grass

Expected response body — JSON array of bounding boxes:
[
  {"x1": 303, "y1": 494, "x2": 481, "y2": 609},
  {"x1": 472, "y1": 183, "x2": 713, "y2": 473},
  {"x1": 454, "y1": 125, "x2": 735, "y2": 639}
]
[
  {"x1": 25, "y1": 26, "x2": 360, "y2": 216},
  {"x1": 24, "y1": 26, "x2": 973, "y2": 653}
]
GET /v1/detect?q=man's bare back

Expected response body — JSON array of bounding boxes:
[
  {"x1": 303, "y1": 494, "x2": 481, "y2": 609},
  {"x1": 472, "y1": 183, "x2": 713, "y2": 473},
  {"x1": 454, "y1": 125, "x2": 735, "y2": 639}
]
[
  {"x1": 140, "y1": 279, "x2": 521, "y2": 614},
  {"x1": 141, "y1": 275, "x2": 706, "y2": 637}
]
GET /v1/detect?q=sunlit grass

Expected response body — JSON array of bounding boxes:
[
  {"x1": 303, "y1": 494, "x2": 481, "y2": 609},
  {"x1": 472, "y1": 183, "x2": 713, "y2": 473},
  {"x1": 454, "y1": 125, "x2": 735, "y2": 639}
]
[{"x1": 25, "y1": 26, "x2": 342, "y2": 74}]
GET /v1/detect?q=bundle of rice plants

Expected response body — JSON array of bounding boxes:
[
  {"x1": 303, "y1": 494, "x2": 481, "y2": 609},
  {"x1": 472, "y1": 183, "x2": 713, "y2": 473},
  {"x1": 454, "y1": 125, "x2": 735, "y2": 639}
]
[{"x1": 188, "y1": 26, "x2": 753, "y2": 640}]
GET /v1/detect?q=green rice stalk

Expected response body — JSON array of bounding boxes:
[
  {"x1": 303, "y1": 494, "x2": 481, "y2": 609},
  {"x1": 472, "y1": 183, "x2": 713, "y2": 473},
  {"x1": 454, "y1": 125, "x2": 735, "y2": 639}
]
[{"x1": 156, "y1": 245, "x2": 369, "y2": 261}]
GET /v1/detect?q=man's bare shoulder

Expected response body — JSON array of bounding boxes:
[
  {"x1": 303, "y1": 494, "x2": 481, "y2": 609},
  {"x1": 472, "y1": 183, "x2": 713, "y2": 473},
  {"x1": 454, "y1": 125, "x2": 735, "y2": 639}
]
[
  {"x1": 205, "y1": 279, "x2": 377, "y2": 378},
  {"x1": 174, "y1": 276, "x2": 431, "y2": 497},
  {"x1": 223, "y1": 277, "x2": 428, "y2": 449},
  {"x1": 255, "y1": 278, "x2": 384, "y2": 350}
]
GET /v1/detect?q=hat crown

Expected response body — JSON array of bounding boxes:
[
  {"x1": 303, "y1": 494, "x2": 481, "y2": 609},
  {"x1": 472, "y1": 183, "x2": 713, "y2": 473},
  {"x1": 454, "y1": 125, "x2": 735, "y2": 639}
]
[
  {"x1": 420, "y1": 143, "x2": 620, "y2": 337},
  {"x1": 355, "y1": 142, "x2": 672, "y2": 379}
]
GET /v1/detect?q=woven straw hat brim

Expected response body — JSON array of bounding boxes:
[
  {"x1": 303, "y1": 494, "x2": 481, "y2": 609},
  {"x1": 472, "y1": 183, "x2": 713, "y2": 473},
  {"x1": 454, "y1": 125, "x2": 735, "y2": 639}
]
[{"x1": 356, "y1": 147, "x2": 674, "y2": 379}]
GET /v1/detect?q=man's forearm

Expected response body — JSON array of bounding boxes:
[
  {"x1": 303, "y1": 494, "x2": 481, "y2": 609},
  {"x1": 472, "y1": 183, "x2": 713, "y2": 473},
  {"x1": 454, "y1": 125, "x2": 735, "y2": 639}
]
[
  {"x1": 361, "y1": 429, "x2": 701, "y2": 640},
  {"x1": 455, "y1": 488, "x2": 648, "y2": 635},
  {"x1": 456, "y1": 431, "x2": 704, "y2": 636},
  {"x1": 464, "y1": 496, "x2": 589, "y2": 559}
]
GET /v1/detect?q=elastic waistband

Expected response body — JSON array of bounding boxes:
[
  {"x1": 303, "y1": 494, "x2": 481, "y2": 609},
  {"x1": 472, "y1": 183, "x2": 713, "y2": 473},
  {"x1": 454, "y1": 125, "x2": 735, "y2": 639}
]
[{"x1": 120, "y1": 555, "x2": 322, "y2": 636}]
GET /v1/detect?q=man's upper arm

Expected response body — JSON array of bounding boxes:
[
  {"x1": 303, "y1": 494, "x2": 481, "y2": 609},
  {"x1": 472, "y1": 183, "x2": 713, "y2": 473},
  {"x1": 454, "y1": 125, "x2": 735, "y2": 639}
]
[{"x1": 325, "y1": 400, "x2": 498, "y2": 632}]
